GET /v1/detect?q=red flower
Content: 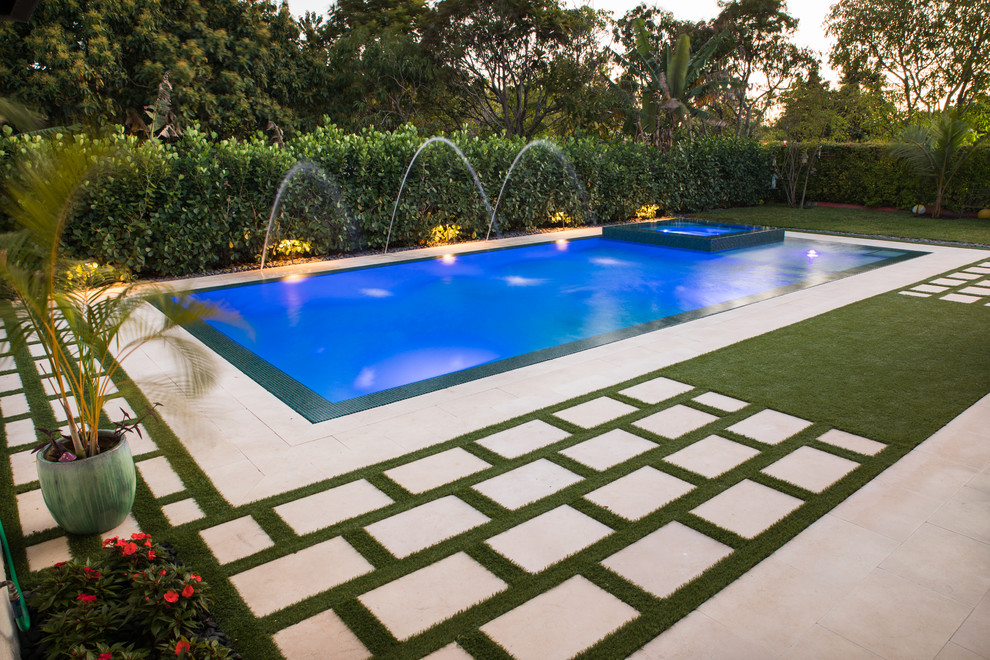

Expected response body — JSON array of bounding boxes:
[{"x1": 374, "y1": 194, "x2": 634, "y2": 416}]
[
  {"x1": 131, "y1": 532, "x2": 148, "y2": 541},
  {"x1": 147, "y1": 550, "x2": 156, "y2": 560},
  {"x1": 98, "y1": 654, "x2": 112, "y2": 660},
  {"x1": 182, "y1": 585, "x2": 194, "y2": 598},
  {"x1": 174, "y1": 640, "x2": 190, "y2": 655},
  {"x1": 53, "y1": 561, "x2": 67, "y2": 568},
  {"x1": 190, "y1": 574, "x2": 202, "y2": 582},
  {"x1": 163, "y1": 590, "x2": 179, "y2": 603},
  {"x1": 144, "y1": 539, "x2": 152, "y2": 547},
  {"x1": 122, "y1": 542, "x2": 138, "y2": 556},
  {"x1": 76, "y1": 594, "x2": 97, "y2": 603},
  {"x1": 160, "y1": 569, "x2": 167, "y2": 576},
  {"x1": 102, "y1": 537, "x2": 118, "y2": 548}
]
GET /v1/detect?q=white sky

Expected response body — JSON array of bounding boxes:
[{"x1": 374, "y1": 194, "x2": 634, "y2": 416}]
[{"x1": 285, "y1": 0, "x2": 838, "y2": 79}]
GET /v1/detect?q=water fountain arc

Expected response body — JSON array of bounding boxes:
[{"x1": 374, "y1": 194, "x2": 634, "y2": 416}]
[
  {"x1": 487, "y1": 139, "x2": 594, "y2": 241},
  {"x1": 260, "y1": 162, "x2": 353, "y2": 270},
  {"x1": 385, "y1": 137, "x2": 497, "y2": 254}
]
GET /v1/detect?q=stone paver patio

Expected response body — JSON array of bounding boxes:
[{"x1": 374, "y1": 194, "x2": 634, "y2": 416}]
[{"x1": 3, "y1": 231, "x2": 988, "y2": 659}]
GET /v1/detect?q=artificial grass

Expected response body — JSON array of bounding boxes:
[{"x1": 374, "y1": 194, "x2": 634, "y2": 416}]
[
  {"x1": 698, "y1": 204, "x2": 990, "y2": 246},
  {"x1": 1, "y1": 259, "x2": 988, "y2": 659}
]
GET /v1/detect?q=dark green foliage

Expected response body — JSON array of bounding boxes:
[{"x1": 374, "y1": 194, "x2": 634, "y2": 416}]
[
  {"x1": 4, "y1": 127, "x2": 773, "y2": 277},
  {"x1": 772, "y1": 142, "x2": 990, "y2": 211}
]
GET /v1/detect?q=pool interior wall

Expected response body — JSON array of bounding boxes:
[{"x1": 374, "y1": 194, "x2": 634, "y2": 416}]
[{"x1": 172, "y1": 236, "x2": 924, "y2": 423}]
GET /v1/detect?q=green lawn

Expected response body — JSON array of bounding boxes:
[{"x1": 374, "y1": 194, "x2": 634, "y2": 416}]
[{"x1": 696, "y1": 204, "x2": 990, "y2": 246}]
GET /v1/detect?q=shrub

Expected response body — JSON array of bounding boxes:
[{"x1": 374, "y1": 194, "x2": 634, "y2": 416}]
[{"x1": 25, "y1": 533, "x2": 236, "y2": 659}]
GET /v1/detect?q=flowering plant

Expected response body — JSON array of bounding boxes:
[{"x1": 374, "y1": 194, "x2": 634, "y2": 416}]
[{"x1": 25, "y1": 533, "x2": 237, "y2": 659}]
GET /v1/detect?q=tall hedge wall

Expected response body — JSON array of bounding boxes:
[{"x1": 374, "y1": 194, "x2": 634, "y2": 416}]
[
  {"x1": 0, "y1": 126, "x2": 772, "y2": 277},
  {"x1": 781, "y1": 143, "x2": 990, "y2": 211}
]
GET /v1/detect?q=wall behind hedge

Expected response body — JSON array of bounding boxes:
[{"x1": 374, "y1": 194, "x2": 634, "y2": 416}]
[
  {"x1": 785, "y1": 143, "x2": 990, "y2": 211},
  {"x1": 1, "y1": 126, "x2": 772, "y2": 277}
]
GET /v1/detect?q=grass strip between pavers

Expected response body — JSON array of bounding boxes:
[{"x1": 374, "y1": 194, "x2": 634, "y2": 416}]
[{"x1": 1, "y1": 258, "x2": 988, "y2": 659}]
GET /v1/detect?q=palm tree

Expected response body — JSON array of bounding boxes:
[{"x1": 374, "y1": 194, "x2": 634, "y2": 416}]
[
  {"x1": 619, "y1": 19, "x2": 733, "y2": 150},
  {"x1": 889, "y1": 112, "x2": 985, "y2": 218}
]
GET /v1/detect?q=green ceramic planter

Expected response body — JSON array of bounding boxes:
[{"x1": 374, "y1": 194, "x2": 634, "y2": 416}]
[{"x1": 36, "y1": 433, "x2": 137, "y2": 535}]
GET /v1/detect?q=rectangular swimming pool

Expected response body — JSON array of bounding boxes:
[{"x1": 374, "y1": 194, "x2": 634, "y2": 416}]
[{"x1": 176, "y1": 236, "x2": 922, "y2": 422}]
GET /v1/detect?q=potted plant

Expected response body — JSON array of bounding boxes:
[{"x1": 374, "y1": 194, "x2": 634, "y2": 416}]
[{"x1": 0, "y1": 121, "x2": 232, "y2": 535}]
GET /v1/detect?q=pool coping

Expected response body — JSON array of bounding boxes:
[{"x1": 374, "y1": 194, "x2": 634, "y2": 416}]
[{"x1": 132, "y1": 228, "x2": 989, "y2": 507}]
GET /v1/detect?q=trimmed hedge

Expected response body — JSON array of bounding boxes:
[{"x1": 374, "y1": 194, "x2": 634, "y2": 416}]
[
  {"x1": 1, "y1": 126, "x2": 772, "y2": 277},
  {"x1": 779, "y1": 143, "x2": 990, "y2": 212}
]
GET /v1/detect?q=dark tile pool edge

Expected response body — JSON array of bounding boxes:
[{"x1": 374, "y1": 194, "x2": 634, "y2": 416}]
[
  {"x1": 156, "y1": 239, "x2": 927, "y2": 424},
  {"x1": 603, "y1": 219, "x2": 784, "y2": 251}
]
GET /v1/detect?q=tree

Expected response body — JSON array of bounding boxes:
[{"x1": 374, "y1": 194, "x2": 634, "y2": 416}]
[
  {"x1": 889, "y1": 113, "x2": 985, "y2": 217},
  {"x1": 614, "y1": 19, "x2": 731, "y2": 149},
  {"x1": 827, "y1": 0, "x2": 990, "y2": 115},
  {"x1": 711, "y1": 0, "x2": 815, "y2": 138},
  {"x1": 422, "y1": 0, "x2": 610, "y2": 138},
  {"x1": 0, "y1": 0, "x2": 334, "y2": 138}
]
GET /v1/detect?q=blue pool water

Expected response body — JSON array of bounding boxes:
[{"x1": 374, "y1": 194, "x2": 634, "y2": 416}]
[
  {"x1": 182, "y1": 236, "x2": 919, "y2": 421},
  {"x1": 650, "y1": 221, "x2": 751, "y2": 236}
]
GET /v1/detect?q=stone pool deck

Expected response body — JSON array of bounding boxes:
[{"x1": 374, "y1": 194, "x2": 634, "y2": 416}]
[{"x1": 6, "y1": 229, "x2": 990, "y2": 658}]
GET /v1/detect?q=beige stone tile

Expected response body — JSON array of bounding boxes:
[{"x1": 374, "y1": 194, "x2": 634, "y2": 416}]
[
  {"x1": 943, "y1": 293, "x2": 981, "y2": 303},
  {"x1": 899, "y1": 291, "x2": 930, "y2": 298},
  {"x1": 480, "y1": 575, "x2": 637, "y2": 660},
  {"x1": 771, "y1": 514, "x2": 899, "y2": 590},
  {"x1": 360, "y1": 552, "x2": 506, "y2": 641},
  {"x1": 99, "y1": 514, "x2": 142, "y2": 541},
  {"x1": 692, "y1": 391, "x2": 748, "y2": 412},
  {"x1": 26, "y1": 536, "x2": 71, "y2": 572},
  {"x1": 832, "y1": 482, "x2": 943, "y2": 542},
  {"x1": 912, "y1": 284, "x2": 949, "y2": 293},
  {"x1": 200, "y1": 516, "x2": 274, "y2": 565},
  {"x1": 475, "y1": 419, "x2": 571, "y2": 459},
  {"x1": 124, "y1": 430, "x2": 157, "y2": 457},
  {"x1": 365, "y1": 496, "x2": 489, "y2": 558},
  {"x1": 16, "y1": 488, "x2": 57, "y2": 536},
  {"x1": 619, "y1": 376, "x2": 694, "y2": 404},
  {"x1": 630, "y1": 611, "x2": 775, "y2": 659},
  {"x1": 4, "y1": 418, "x2": 38, "y2": 448},
  {"x1": 762, "y1": 446, "x2": 860, "y2": 493},
  {"x1": 951, "y1": 591, "x2": 990, "y2": 657},
  {"x1": 634, "y1": 405, "x2": 719, "y2": 439},
  {"x1": 0, "y1": 372, "x2": 21, "y2": 393},
  {"x1": 783, "y1": 624, "x2": 883, "y2": 659},
  {"x1": 879, "y1": 523, "x2": 990, "y2": 607},
  {"x1": 9, "y1": 448, "x2": 36, "y2": 486},
  {"x1": 422, "y1": 643, "x2": 473, "y2": 659},
  {"x1": 664, "y1": 435, "x2": 760, "y2": 479},
  {"x1": 384, "y1": 448, "x2": 491, "y2": 494},
  {"x1": 940, "y1": 476, "x2": 990, "y2": 539},
  {"x1": 273, "y1": 609, "x2": 370, "y2": 660},
  {"x1": 486, "y1": 505, "x2": 612, "y2": 573},
  {"x1": 473, "y1": 459, "x2": 583, "y2": 510},
  {"x1": 817, "y1": 429, "x2": 886, "y2": 456},
  {"x1": 553, "y1": 397, "x2": 639, "y2": 428},
  {"x1": 692, "y1": 480, "x2": 803, "y2": 539},
  {"x1": 604, "y1": 522, "x2": 732, "y2": 598},
  {"x1": 726, "y1": 409, "x2": 812, "y2": 445},
  {"x1": 950, "y1": 271, "x2": 983, "y2": 280},
  {"x1": 960, "y1": 286, "x2": 990, "y2": 296},
  {"x1": 700, "y1": 558, "x2": 860, "y2": 653},
  {"x1": 162, "y1": 498, "x2": 205, "y2": 526},
  {"x1": 875, "y1": 450, "x2": 978, "y2": 502},
  {"x1": 135, "y1": 456, "x2": 185, "y2": 498},
  {"x1": 935, "y1": 642, "x2": 986, "y2": 660},
  {"x1": 1, "y1": 393, "x2": 29, "y2": 419},
  {"x1": 919, "y1": 430, "x2": 990, "y2": 470},
  {"x1": 585, "y1": 466, "x2": 694, "y2": 520},
  {"x1": 275, "y1": 480, "x2": 394, "y2": 536},
  {"x1": 964, "y1": 266, "x2": 990, "y2": 275},
  {"x1": 819, "y1": 569, "x2": 973, "y2": 660},
  {"x1": 559, "y1": 429, "x2": 657, "y2": 471},
  {"x1": 930, "y1": 277, "x2": 967, "y2": 286},
  {"x1": 232, "y1": 538, "x2": 374, "y2": 617}
]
